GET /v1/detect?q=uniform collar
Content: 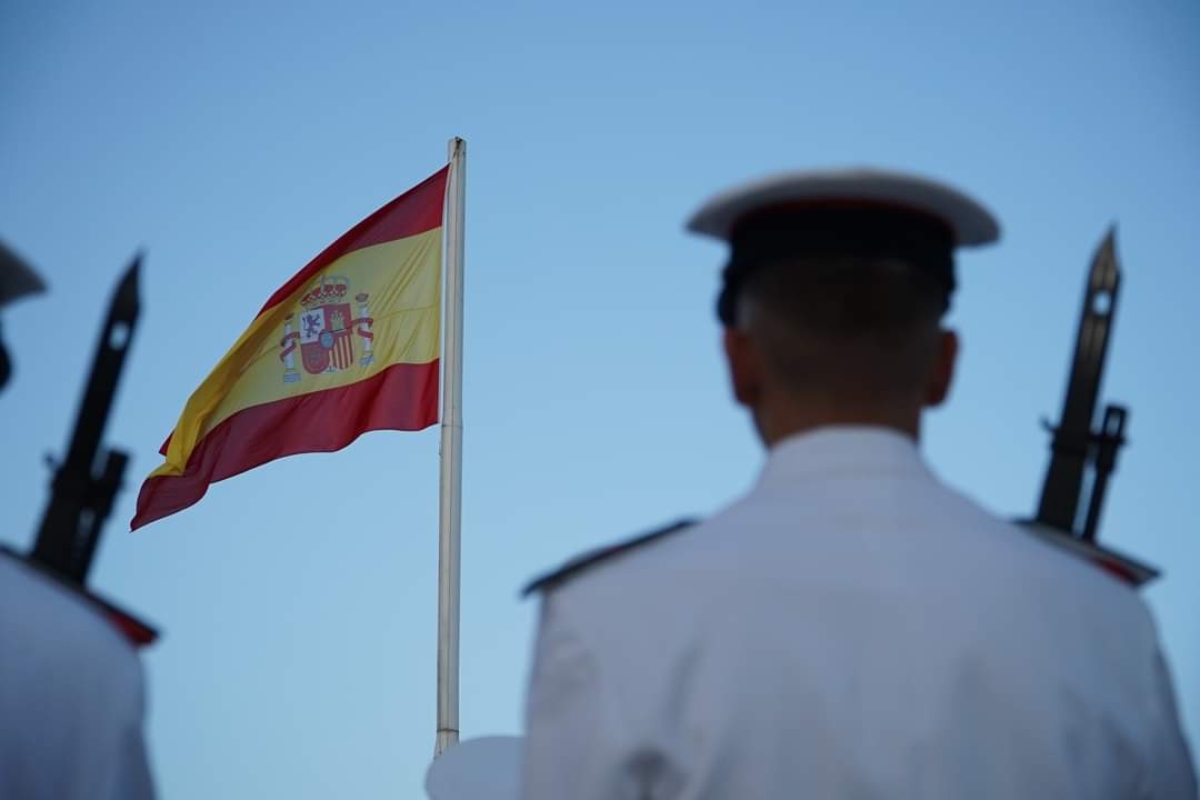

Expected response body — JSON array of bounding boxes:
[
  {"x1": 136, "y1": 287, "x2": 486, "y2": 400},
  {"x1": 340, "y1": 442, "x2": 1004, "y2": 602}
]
[{"x1": 755, "y1": 425, "x2": 929, "y2": 491}]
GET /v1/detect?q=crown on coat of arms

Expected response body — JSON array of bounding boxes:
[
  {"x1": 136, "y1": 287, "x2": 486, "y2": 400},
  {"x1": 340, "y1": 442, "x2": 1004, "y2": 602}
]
[{"x1": 300, "y1": 276, "x2": 350, "y2": 309}]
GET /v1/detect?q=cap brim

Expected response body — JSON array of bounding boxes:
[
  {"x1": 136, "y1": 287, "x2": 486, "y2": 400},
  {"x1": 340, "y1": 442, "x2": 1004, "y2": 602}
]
[
  {"x1": 686, "y1": 168, "x2": 1000, "y2": 248},
  {"x1": 0, "y1": 240, "x2": 47, "y2": 307}
]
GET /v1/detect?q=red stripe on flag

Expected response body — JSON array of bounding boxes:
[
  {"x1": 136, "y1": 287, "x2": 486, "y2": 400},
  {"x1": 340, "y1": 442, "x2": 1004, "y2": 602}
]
[
  {"x1": 132, "y1": 360, "x2": 439, "y2": 530},
  {"x1": 259, "y1": 166, "x2": 449, "y2": 315}
]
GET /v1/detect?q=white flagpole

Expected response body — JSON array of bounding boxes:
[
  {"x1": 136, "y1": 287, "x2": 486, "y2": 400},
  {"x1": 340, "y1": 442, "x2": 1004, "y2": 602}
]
[{"x1": 436, "y1": 137, "x2": 466, "y2": 757}]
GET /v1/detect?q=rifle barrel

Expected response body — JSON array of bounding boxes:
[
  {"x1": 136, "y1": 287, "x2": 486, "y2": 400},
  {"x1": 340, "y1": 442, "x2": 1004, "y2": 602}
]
[
  {"x1": 31, "y1": 255, "x2": 141, "y2": 582},
  {"x1": 1036, "y1": 229, "x2": 1120, "y2": 534}
]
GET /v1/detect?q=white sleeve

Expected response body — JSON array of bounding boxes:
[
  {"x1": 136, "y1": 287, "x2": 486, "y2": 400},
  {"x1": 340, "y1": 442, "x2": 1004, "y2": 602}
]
[
  {"x1": 101, "y1": 657, "x2": 156, "y2": 800},
  {"x1": 108, "y1": 723, "x2": 155, "y2": 800},
  {"x1": 1142, "y1": 646, "x2": 1197, "y2": 799},
  {"x1": 520, "y1": 596, "x2": 637, "y2": 800}
]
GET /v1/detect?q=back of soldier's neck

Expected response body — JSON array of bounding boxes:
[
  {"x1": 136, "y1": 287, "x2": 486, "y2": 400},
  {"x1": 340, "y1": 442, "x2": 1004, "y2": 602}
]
[{"x1": 756, "y1": 404, "x2": 920, "y2": 448}]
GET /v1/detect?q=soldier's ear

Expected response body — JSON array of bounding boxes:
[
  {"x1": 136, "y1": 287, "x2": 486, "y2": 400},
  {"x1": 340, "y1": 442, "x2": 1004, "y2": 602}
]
[
  {"x1": 723, "y1": 326, "x2": 763, "y2": 408},
  {"x1": 924, "y1": 328, "x2": 958, "y2": 407}
]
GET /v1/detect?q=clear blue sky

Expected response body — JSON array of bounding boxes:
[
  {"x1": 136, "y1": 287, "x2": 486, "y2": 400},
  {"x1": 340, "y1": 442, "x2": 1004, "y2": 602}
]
[{"x1": 2, "y1": 1, "x2": 1197, "y2": 796}]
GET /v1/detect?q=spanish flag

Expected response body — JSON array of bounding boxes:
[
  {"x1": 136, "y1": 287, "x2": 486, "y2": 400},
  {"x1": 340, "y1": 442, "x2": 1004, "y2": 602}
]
[{"x1": 132, "y1": 167, "x2": 449, "y2": 530}]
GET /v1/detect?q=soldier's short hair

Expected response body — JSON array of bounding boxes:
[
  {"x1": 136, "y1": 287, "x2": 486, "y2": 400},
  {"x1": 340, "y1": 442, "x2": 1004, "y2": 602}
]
[{"x1": 737, "y1": 254, "x2": 949, "y2": 400}]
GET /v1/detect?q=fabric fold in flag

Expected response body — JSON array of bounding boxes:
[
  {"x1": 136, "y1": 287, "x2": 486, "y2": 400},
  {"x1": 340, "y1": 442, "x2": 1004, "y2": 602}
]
[{"x1": 132, "y1": 166, "x2": 449, "y2": 530}]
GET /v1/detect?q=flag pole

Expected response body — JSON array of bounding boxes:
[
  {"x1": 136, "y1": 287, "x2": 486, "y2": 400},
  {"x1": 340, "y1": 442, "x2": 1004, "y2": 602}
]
[{"x1": 436, "y1": 137, "x2": 466, "y2": 757}]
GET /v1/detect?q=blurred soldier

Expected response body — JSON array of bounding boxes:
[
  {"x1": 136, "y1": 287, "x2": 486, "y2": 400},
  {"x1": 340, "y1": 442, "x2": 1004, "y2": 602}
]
[
  {"x1": 0, "y1": 240, "x2": 156, "y2": 799},
  {"x1": 519, "y1": 170, "x2": 1196, "y2": 799}
]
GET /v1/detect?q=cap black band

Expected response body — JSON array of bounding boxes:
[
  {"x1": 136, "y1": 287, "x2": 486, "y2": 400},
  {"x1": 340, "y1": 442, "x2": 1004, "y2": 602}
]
[{"x1": 717, "y1": 206, "x2": 957, "y2": 325}]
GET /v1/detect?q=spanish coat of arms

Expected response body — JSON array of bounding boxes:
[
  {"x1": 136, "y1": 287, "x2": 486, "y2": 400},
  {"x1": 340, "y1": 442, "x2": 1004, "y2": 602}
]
[{"x1": 278, "y1": 276, "x2": 374, "y2": 383}]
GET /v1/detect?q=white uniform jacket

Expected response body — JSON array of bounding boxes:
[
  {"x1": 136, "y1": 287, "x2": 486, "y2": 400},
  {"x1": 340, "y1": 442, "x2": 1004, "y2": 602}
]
[
  {"x1": 0, "y1": 552, "x2": 155, "y2": 800},
  {"x1": 521, "y1": 427, "x2": 1196, "y2": 799}
]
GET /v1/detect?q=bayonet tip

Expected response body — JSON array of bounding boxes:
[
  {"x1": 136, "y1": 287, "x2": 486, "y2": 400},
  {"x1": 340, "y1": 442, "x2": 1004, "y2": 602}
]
[
  {"x1": 112, "y1": 251, "x2": 142, "y2": 322},
  {"x1": 124, "y1": 250, "x2": 144, "y2": 280},
  {"x1": 1089, "y1": 226, "x2": 1120, "y2": 292}
]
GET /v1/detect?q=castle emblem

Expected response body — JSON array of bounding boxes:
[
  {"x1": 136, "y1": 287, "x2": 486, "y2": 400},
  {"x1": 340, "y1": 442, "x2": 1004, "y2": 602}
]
[{"x1": 279, "y1": 276, "x2": 375, "y2": 383}]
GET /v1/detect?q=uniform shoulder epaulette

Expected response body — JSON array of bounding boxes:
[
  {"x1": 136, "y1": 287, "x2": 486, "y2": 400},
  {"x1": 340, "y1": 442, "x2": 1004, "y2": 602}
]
[
  {"x1": 0, "y1": 545, "x2": 159, "y2": 647},
  {"x1": 1017, "y1": 521, "x2": 1159, "y2": 587},
  {"x1": 522, "y1": 518, "x2": 698, "y2": 598}
]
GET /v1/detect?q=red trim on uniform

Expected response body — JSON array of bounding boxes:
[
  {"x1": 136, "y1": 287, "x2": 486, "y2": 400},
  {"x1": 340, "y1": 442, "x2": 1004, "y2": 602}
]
[
  {"x1": 259, "y1": 166, "x2": 449, "y2": 315},
  {"x1": 101, "y1": 604, "x2": 159, "y2": 647},
  {"x1": 132, "y1": 360, "x2": 440, "y2": 530},
  {"x1": 1095, "y1": 557, "x2": 1136, "y2": 585}
]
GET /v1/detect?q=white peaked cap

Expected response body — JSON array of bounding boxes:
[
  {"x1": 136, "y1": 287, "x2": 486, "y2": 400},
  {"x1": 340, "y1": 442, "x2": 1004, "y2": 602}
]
[{"x1": 686, "y1": 167, "x2": 1000, "y2": 247}]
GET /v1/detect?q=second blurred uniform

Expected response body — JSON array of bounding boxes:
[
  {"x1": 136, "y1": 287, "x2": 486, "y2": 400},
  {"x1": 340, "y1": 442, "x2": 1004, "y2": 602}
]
[{"x1": 0, "y1": 242, "x2": 156, "y2": 800}]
